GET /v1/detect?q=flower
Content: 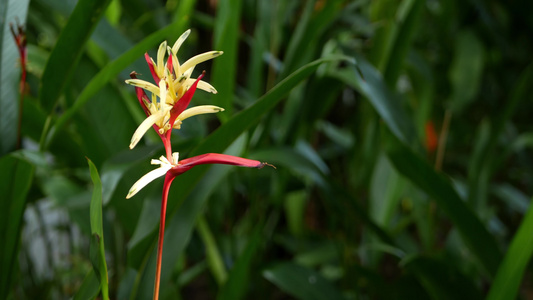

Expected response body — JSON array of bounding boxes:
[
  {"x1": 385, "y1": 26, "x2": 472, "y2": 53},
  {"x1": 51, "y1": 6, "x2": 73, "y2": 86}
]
[
  {"x1": 125, "y1": 29, "x2": 224, "y2": 149},
  {"x1": 126, "y1": 152, "x2": 273, "y2": 199},
  {"x1": 123, "y1": 29, "x2": 275, "y2": 300}
]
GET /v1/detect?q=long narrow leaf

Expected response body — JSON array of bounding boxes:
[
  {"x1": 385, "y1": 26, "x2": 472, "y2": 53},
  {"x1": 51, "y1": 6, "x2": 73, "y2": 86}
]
[
  {"x1": 87, "y1": 158, "x2": 110, "y2": 300},
  {"x1": 402, "y1": 255, "x2": 483, "y2": 300},
  {"x1": 385, "y1": 132, "x2": 501, "y2": 276},
  {"x1": 217, "y1": 226, "x2": 263, "y2": 300},
  {"x1": 73, "y1": 269, "x2": 101, "y2": 300},
  {"x1": 487, "y1": 200, "x2": 533, "y2": 300},
  {"x1": 334, "y1": 58, "x2": 417, "y2": 145},
  {"x1": 39, "y1": 0, "x2": 111, "y2": 113},
  {"x1": 263, "y1": 262, "x2": 345, "y2": 300},
  {"x1": 210, "y1": 0, "x2": 243, "y2": 120},
  {"x1": 382, "y1": 0, "x2": 424, "y2": 86},
  {"x1": 0, "y1": 0, "x2": 29, "y2": 155},
  {"x1": 0, "y1": 154, "x2": 34, "y2": 299}
]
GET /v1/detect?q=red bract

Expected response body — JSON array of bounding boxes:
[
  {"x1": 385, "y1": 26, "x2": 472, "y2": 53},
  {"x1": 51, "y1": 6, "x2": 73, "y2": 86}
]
[
  {"x1": 129, "y1": 72, "x2": 152, "y2": 117},
  {"x1": 168, "y1": 72, "x2": 205, "y2": 128},
  {"x1": 145, "y1": 52, "x2": 160, "y2": 84},
  {"x1": 168, "y1": 153, "x2": 272, "y2": 176}
]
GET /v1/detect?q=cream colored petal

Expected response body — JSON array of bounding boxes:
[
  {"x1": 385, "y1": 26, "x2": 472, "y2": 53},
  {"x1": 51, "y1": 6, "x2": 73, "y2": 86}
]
[
  {"x1": 171, "y1": 152, "x2": 180, "y2": 165},
  {"x1": 176, "y1": 105, "x2": 224, "y2": 123},
  {"x1": 176, "y1": 66, "x2": 194, "y2": 84},
  {"x1": 185, "y1": 78, "x2": 217, "y2": 94},
  {"x1": 180, "y1": 51, "x2": 223, "y2": 74},
  {"x1": 154, "y1": 155, "x2": 172, "y2": 165},
  {"x1": 163, "y1": 68, "x2": 177, "y2": 103},
  {"x1": 125, "y1": 79, "x2": 160, "y2": 95},
  {"x1": 126, "y1": 164, "x2": 172, "y2": 199},
  {"x1": 159, "y1": 78, "x2": 167, "y2": 104},
  {"x1": 172, "y1": 29, "x2": 191, "y2": 55},
  {"x1": 157, "y1": 40, "x2": 168, "y2": 77},
  {"x1": 130, "y1": 113, "x2": 163, "y2": 149},
  {"x1": 174, "y1": 67, "x2": 195, "y2": 95}
]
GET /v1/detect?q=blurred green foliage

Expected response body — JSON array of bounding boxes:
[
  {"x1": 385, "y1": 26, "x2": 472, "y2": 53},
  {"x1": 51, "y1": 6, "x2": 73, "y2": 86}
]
[{"x1": 1, "y1": 0, "x2": 533, "y2": 299}]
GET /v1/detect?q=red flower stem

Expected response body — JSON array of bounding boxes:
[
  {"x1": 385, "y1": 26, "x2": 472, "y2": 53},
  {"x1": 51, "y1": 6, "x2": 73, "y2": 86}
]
[
  {"x1": 161, "y1": 134, "x2": 173, "y2": 163},
  {"x1": 153, "y1": 172, "x2": 176, "y2": 300}
]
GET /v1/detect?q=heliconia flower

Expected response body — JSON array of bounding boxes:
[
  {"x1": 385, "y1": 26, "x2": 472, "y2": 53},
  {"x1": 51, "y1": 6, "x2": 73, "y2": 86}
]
[
  {"x1": 125, "y1": 29, "x2": 224, "y2": 149},
  {"x1": 126, "y1": 152, "x2": 273, "y2": 199},
  {"x1": 124, "y1": 29, "x2": 273, "y2": 300}
]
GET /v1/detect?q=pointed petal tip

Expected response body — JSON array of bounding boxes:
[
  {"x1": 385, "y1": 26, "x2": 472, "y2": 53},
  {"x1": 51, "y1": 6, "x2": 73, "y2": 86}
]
[
  {"x1": 260, "y1": 162, "x2": 276, "y2": 169},
  {"x1": 126, "y1": 190, "x2": 135, "y2": 199}
]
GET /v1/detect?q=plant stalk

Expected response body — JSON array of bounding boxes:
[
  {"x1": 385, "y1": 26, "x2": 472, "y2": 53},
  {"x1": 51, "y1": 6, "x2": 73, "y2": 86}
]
[{"x1": 153, "y1": 172, "x2": 175, "y2": 300}]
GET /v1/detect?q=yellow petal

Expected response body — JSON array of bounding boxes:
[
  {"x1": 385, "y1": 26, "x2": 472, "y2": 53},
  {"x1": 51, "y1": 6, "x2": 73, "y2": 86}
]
[
  {"x1": 126, "y1": 164, "x2": 172, "y2": 199},
  {"x1": 180, "y1": 51, "x2": 223, "y2": 74},
  {"x1": 185, "y1": 78, "x2": 217, "y2": 94},
  {"x1": 125, "y1": 79, "x2": 160, "y2": 95},
  {"x1": 174, "y1": 105, "x2": 224, "y2": 126},
  {"x1": 130, "y1": 113, "x2": 162, "y2": 149},
  {"x1": 159, "y1": 78, "x2": 167, "y2": 104},
  {"x1": 157, "y1": 40, "x2": 168, "y2": 77},
  {"x1": 172, "y1": 152, "x2": 180, "y2": 165},
  {"x1": 172, "y1": 29, "x2": 191, "y2": 56}
]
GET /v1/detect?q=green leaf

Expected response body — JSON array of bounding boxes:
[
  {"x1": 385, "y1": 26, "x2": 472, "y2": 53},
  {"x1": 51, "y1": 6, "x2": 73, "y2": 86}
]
[
  {"x1": 368, "y1": 0, "x2": 398, "y2": 70},
  {"x1": 171, "y1": 0, "x2": 197, "y2": 23},
  {"x1": 382, "y1": 0, "x2": 423, "y2": 86},
  {"x1": 217, "y1": 226, "x2": 263, "y2": 300},
  {"x1": 263, "y1": 262, "x2": 345, "y2": 300},
  {"x1": 284, "y1": 190, "x2": 307, "y2": 237},
  {"x1": 449, "y1": 30, "x2": 485, "y2": 113},
  {"x1": 197, "y1": 215, "x2": 227, "y2": 286},
  {"x1": 334, "y1": 57, "x2": 418, "y2": 145},
  {"x1": 369, "y1": 153, "x2": 405, "y2": 228},
  {"x1": 190, "y1": 57, "x2": 342, "y2": 158},
  {"x1": 402, "y1": 255, "x2": 483, "y2": 300},
  {"x1": 39, "y1": 0, "x2": 112, "y2": 113},
  {"x1": 467, "y1": 62, "x2": 533, "y2": 209},
  {"x1": 73, "y1": 269, "x2": 101, "y2": 300},
  {"x1": 87, "y1": 158, "x2": 110, "y2": 300},
  {"x1": 0, "y1": 0, "x2": 29, "y2": 155},
  {"x1": 385, "y1": 132, "x2": 502, "y2": 276},
  {"x1": 245, "y1": 0, "x2": 269, "y2": 97},
  {"x1": 487, "y1": 200, "x2": 533, "y2": 300},
  {"x1": 280, "y1": 0, "x2": 344, "y2": 79},
  {"x1": 0, "y1": 154, "x2": 34, "y2": 299},
  {"x1": 210, "y1": 0, "x2": 243, "y2": 120}
]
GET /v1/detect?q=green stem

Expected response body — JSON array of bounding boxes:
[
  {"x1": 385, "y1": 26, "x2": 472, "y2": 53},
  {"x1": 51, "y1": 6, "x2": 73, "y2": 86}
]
[
  {"x1": 38, "y1": 115, "x2": 53, "y2": 152},
  {"x1": 196, "y1": 215, "x2": 227, "y2": 286}
]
